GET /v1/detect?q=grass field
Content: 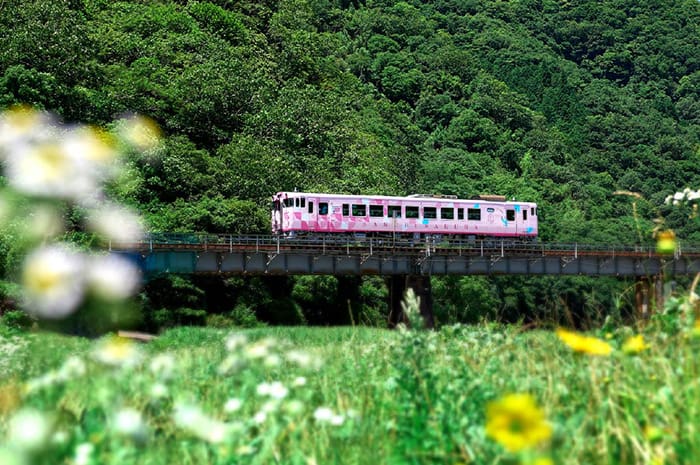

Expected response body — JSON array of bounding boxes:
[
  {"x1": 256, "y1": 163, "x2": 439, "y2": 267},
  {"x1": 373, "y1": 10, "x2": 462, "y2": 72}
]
[{"x1": 1, "y1": 302, "x2": 699, "y2": 465}]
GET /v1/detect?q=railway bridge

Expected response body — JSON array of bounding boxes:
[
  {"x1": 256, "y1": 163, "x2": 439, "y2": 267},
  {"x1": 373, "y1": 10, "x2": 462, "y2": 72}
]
[{"x1": 112, "y1": 234, "x2": 700, "y2": 327}]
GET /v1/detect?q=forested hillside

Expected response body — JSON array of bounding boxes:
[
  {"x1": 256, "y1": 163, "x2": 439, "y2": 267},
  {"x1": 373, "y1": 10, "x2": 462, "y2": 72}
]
[{"x1": 2, "y1": 0, "x2": 700, "y2": 326}]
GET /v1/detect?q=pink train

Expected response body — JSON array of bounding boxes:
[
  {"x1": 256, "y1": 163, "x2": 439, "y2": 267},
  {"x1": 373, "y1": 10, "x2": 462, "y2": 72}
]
[{"x1": 272, "y1": 192, "x2": 538, "y2": 240}]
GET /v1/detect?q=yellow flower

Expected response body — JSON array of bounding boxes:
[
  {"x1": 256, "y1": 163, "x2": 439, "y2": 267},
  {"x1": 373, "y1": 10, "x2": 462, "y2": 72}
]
[
  {"x1": 485, "y1": 393, "x2": 552, "y2": 452},
  {"x1": 622, "y1": 334, "x2": 649, "y2": 354},
  {"x1": 556, "y1": 328, "x2": 612, "y2": 356},
  {"x1": 656, "y1": 230, "x2": 676, "y2": 255}
]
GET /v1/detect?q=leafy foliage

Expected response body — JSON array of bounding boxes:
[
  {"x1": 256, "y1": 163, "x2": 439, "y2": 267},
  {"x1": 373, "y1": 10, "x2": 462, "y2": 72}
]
[{"x1": 1, "y1": 0, "x2": 699, "y2": 325}]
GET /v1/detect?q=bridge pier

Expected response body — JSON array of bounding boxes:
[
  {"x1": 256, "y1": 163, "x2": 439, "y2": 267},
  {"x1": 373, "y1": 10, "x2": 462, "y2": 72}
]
[
  {"x1": 635, "y1": 275, "x2": 665, "y2": 319},
  {"x1": 387, "y1": 275, "x2": 434, "y2": 329}
]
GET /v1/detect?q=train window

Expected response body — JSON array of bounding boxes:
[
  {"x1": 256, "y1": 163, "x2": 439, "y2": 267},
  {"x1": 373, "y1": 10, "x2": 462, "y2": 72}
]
[
  {"x1": 467, "y1": 208, "x2": 481, "y2": 221},
  {"x1": 532, "y1": 207, "x2": 536, "y2": 216},
  {"x1": 506, "y1": 210, "x2": 515, "y2": 221},
  {"x1": 319, "y1": 203, "x2": 329, "y2": 215},
  {"x1": 308, "y1": 201, "x2": 314, "y2": 214},
  {"x1": 424, "y1": 207, "x2": 437, "y2": 219},
  {"x1": 388, "y1": 205, "x2": 401, "y2": 218},
  {"x1": 406, "y1": 206, "x2": 419, "y2": 218},
  {"x1": 342, "y1": 204, "x2": 349, "y2": 216},
  {"x1": 441, "y1": 208, "x2": 454, "y2": 220},
  {"x1": 370, "y1": 205, "x2": 384, "y2": 217},
  {"x1": 301, "y1": 198, "x2": 306, "y2": 208},
  {"x1": 352, "y1": 204, "x2": 367, "y2": 216},
  {"x1": 295, "y1": 198, "x2": 299, "y2": 207},
  {"x1": 523, "y1": 210, "x2": 527, "y2": 220},
  {"x1": 457, "y1": 208, "x2": 464, "y2": 220},
  {"x1": 284, "y1": 198, "x2": 293, "y2": 207}
]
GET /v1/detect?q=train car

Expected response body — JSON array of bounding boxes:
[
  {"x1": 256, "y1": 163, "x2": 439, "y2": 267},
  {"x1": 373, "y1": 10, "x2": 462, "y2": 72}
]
[{"x1": 271, "y1": 192, "x2": 538, "y2": 240}]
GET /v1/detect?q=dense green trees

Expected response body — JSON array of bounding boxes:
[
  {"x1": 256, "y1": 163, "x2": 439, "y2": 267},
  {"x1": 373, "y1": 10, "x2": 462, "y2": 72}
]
[{"x1": 1, "y1": 0, "x2": 699, "y2": 327}]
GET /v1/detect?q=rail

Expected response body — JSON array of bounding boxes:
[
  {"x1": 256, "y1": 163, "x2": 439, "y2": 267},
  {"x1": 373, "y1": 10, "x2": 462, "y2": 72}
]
[{"x1": 109, "y1": 233, "x2": 700, "y2": 259}]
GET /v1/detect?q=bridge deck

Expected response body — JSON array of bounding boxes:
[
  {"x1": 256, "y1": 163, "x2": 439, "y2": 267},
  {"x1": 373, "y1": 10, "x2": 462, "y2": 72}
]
[{"x1": 110, "y1": 235, "x2": 700, "y2": 277}]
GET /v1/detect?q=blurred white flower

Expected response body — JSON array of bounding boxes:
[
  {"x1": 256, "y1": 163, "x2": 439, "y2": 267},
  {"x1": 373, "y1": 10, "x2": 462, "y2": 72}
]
[
  {"x1": 313, "y1": 407, "x2": 334, "y2": 423},
  {"x1": 263, "y1": 354, "x2": 281, "y2": 367},
  {"x1": 225, "y1": 333, "x2": 247, "y2": 351},
  {"x1": 21, "y1": 244, "x2": 86, "y2": 319},
  {"x1": 65, "y1": 126, "x2": 118, "y2": 167},
  {"x1": 330, "y1": 414, "x2": 345, "y2": 426},
  {"x1": 92, "y1": 336, "x2": 142, "y2": 368},
  {"x1": 5, "y1": 139, "x2": 100, "y2": 201},
  {"x1": 113, "y1": 408, "x2": 148, "y2": 442},
  {"x1": 253, "y1": 410, "x2": 267, "y2": 424},
  {"x1": 149, "y1": 383, "x2": 169, "y2": 399},
  {"x1": 245, "y1": 338, "x2": 274, "y2": 359},
  {"x1": 149, "y1": 353, "x2": 176, "y2": 380},
  {"x1": 86, "y1": 253, "x2": 141, "y2": 301},
  {"x1": 173, "y1": 402, "x2": 231, "y2": 444},
  {"x1": 87, "y1": 204, "x2": 144, "y2": 244},
  {"x1": 0, "y1": 106, "x2": 53, "y2": 151},
  {"x1": 224, "y1": 398, "x2": 243, "y2": 413},
  {"x1": 58, "y1": 356, "x2": 87, "y2": 380},
  {"x1": 217, "y1": 354, "x2": 246, "y2": 375},
  {"x1": 7, "y1": 409, "x2": 53, "y2": 452},
  {"x1": 256, "y1": 381, "x2": 288, "y2": 400},
  {"x1": 292, "y1": 376, "x2": 307, "y2": 387},
  {"x1": 74, "y1": 443, "x2": 94, "y2": 465}
]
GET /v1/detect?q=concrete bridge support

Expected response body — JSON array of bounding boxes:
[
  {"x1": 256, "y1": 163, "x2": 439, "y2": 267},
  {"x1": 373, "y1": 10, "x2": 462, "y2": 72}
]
[
  {"x1": 635, "y1": 275, "x2": 665, "y2": 319},
  {"x1": 387, "y1": 275, "x2": 435, "y2": 329}
]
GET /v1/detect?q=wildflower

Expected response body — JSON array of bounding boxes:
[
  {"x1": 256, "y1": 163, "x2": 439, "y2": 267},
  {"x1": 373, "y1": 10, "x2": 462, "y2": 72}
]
[
  {"x1": 0, "y1": 105, "x2": 52, "y2": 149},
  {"x1": 58, "y1": 356, "x2": 87, "y2": 380},
  {"x1": 21, "y1": 245, "x2": 85, "y2": 319},
  {"x1": 256, "y1": 381, "x2": 288, "y2": 400},
  {"x1": 245, "y1": 338, "x2": 274, "y2": 359},
  {"x1": 7, "y1": 408, "x2": 53, "y2": 452},
  {"x1": 224, "y1": 398, "x2": 243, "y2": 413},
  {"x1": 173, "y1": 402, "x2": 231, "y2": 444},
  {"x1": 149, "y1": 353, "x2": 176, "y2": 380},
  {"x1": 74, "y1": 443, "x2": 94, "y2": 465},
  {"x1": 485, "y1": 393, "x2": 552, "y2": 452},
  {"x1": 253, "y1": 411, "x2": 267, "y2": 424},
  {"x1": 313, "y1": 407, "x2": 334, "y2": 423},
  {"x1": 87, "y1": 204, "x2": 144, "y2": 244},
  {"x1": 225, "y1": 333, "x2": 247, "y2": 351},
  {"x1": 149, "y1": 383, "x2": 169, "y2": 399},
  {"x1": 656, "y1": 230, "x2": 676, "y2": 255},
  {"x1": 622, "y1": 334, "x2": 649, "y2": 354},
  {"x1": 112, "y1": 408, "x2": 148, "y2": 442},
  {"x1": 65, "y1": 126, "x2": 118, "y2": 167},
  {"x1": 5, "y1": 138, "x2": 98, "y2": 200},
  {"x1": 556, "y1": 328, "x2": 612, "y2": 356},
  {"x1": 293, "y1": 376, "x2": 307, "y2": 387},
  {"x1": 92, "y1": 336, "x2": 142, "y2": 368},
  {"x1": 86, "y1": 253, "x2": 141, "y2": 301}
]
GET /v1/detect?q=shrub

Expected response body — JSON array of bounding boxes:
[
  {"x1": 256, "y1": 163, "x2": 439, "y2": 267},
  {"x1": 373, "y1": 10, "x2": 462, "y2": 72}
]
[{"x1": 1, "y1": 310, "x2": 34, "y2": 332}]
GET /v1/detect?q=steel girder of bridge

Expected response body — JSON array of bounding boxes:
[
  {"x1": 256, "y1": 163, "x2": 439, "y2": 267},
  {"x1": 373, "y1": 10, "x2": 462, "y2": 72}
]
[{"x1": 113, "y1": 235, "x2": 700, "y2": 277}]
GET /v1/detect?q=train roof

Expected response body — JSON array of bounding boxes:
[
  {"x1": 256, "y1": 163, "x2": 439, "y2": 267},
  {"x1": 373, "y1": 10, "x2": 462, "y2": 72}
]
[{"x1": 274, "y1": 191, "x2": 536, "y2": 205}]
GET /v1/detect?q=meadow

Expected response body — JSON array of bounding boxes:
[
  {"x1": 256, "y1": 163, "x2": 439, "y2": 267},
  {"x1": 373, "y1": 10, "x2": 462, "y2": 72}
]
[{"x1": 1, "y1": 292, "x2": 699, "y2": 465}]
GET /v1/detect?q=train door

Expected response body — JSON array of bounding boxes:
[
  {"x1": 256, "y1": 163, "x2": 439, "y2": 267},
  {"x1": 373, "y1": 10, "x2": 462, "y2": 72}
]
[
  {"x1": 272, "y1": 198, "x2": 282, "y2": 233},
  {"x1": 506, "y1": 207, "x2": 518, "y2": 235}
]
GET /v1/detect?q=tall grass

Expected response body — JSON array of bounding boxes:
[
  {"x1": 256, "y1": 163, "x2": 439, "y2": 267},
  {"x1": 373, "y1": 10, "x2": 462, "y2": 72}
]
[{"x1": 1, "y1": 313, "x2": 698, "y2": 464}]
